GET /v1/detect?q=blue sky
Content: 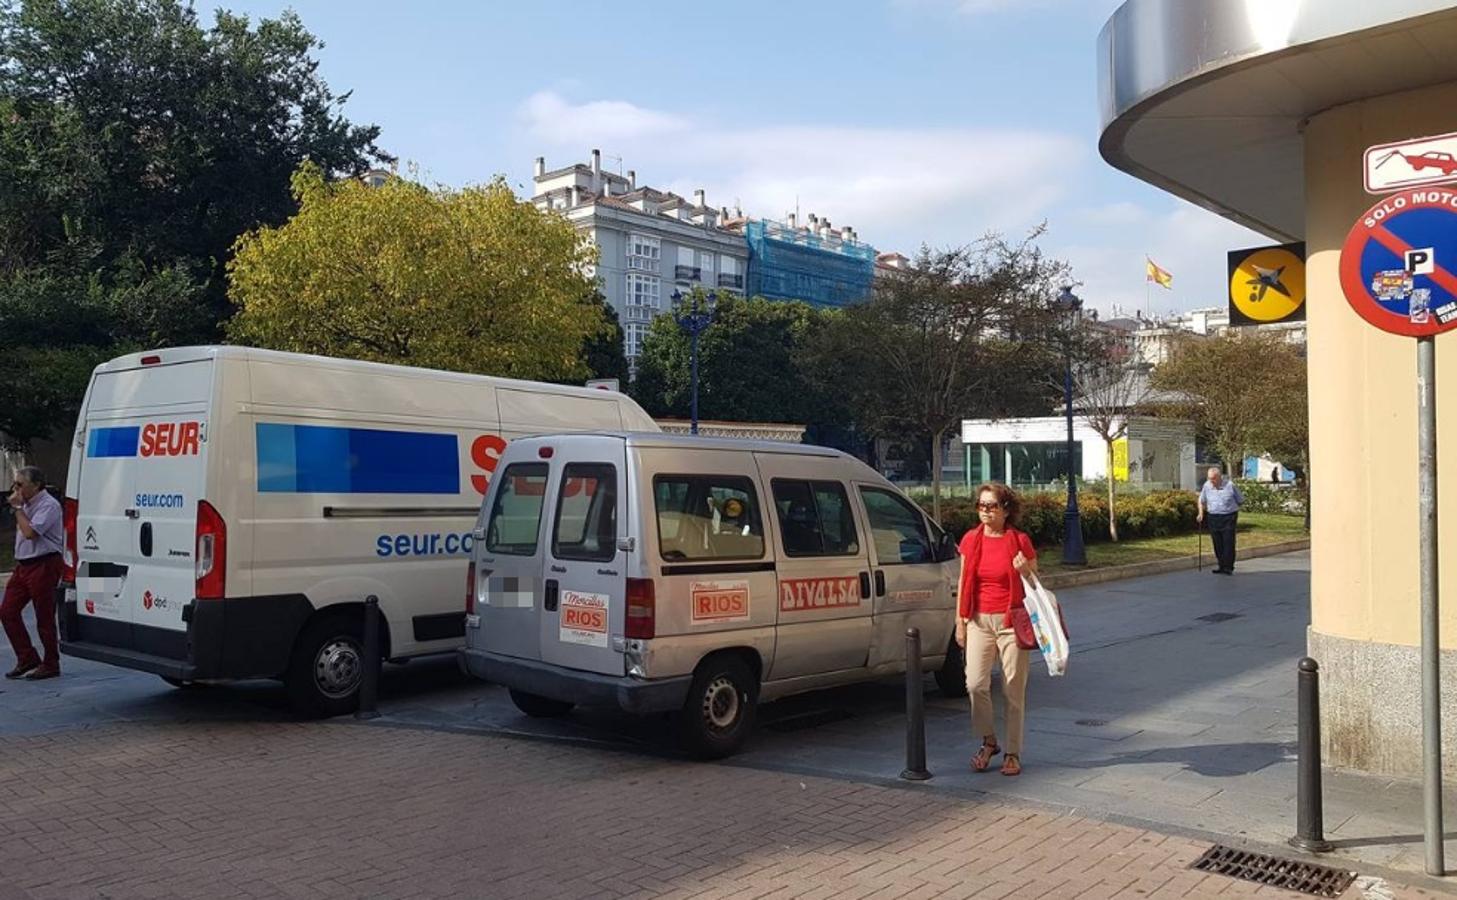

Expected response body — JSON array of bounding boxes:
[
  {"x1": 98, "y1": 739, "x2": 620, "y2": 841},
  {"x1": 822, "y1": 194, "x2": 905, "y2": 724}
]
[{"x1": 223, "y1": 0, "x2": 1263, "y2": 319}]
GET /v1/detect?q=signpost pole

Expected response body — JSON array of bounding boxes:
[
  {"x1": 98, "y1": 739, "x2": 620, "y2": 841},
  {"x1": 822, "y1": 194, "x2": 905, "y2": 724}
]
[{"x1": 1418, "y1": 335, "x2": 1445, "y2": 877}]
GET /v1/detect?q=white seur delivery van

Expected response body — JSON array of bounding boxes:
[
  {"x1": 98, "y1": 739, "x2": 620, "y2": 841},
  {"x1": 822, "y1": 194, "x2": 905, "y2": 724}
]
[
  {"x1": 459, "y1": 432, "x2": 964, "y2": 758},
  {"x1": 57, "y1": 346, "x2": 659, "y2": 715}
]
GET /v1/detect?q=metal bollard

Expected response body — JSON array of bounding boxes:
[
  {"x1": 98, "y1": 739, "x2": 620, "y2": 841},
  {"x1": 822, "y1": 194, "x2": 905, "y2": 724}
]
[
  {"x1": 901, "y1": 627, "x2": 931, "y2": 781},
  {"x1": 355, "y1": 595, "x2": 382, "y2": 721},
  {"x1": 1289, "y1": 657, "x2": 1332, "y2": 853}
]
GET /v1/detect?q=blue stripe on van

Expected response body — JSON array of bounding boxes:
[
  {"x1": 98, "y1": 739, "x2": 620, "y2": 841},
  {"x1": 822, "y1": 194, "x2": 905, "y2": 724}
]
[
  {"x1": 86, "y1": 426, "x2": 141, "y2": 458},
  {"x1": 256, "y1": 423, "x2": 460, "y2": 494}
]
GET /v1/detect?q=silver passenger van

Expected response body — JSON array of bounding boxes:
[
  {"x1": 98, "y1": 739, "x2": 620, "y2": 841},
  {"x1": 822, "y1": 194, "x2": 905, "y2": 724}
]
[{"x1": 458, "y1": 433, "x2": 965, "y2": 757}]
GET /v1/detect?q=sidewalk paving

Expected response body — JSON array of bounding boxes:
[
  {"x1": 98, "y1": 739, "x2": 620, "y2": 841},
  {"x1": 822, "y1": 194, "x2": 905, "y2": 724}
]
[
  {"x1": 3, "y1": 550, "x2": 1455, "y2": 891},
  {"x1": 0, "y1": 719, "x2": 1428, "y2": 899}
]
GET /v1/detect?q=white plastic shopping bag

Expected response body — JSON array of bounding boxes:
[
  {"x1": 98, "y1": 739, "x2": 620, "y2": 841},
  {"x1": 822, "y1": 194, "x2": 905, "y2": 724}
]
[{"x1": 1020, "y1": 573, "x2": 1070, "y2": 677}]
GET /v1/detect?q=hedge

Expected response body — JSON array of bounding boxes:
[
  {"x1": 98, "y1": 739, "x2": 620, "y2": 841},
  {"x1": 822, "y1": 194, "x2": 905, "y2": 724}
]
[{"x1": 926, "y1": 489, "x2": 1200, "y2": 547}]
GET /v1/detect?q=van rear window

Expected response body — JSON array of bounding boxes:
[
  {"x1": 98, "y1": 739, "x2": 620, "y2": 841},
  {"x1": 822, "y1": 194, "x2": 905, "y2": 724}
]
[
  {"x1": 654, "y1": 475, "x2": 764, "y2": 561},
  {"x1": 485, "y1": 463, "x2": 549, "y2": 556}
]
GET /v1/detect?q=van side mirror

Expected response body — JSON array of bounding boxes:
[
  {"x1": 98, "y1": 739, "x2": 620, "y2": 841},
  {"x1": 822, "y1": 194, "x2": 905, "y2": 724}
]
[{"x1": 472, "y1": 528, "x2": 486, "y2": 542}]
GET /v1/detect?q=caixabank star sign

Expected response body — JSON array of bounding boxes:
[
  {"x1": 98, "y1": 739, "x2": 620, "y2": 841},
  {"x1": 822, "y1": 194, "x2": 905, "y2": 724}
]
[{"x1": 1340, "y1": 187, "x2": 1457, "y2": 337}]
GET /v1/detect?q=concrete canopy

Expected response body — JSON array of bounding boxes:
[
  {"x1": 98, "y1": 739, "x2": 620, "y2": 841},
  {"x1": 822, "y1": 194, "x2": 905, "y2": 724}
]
[{"x1": 1098, "y1": 0, "x2": 1457, "y2": 242}]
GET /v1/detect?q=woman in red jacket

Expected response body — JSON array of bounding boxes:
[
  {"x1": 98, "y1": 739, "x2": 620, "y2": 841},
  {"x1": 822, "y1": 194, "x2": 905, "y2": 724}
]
[{"x1": 955, "y1": 482, "x2": 1037, "y2": 776}]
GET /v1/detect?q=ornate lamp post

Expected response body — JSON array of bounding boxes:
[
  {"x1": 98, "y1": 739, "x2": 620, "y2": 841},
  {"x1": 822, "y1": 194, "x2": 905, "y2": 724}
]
[
  {"x1": 1055, "y1": 286, "x2": 1088, "y2": 566},
  {"x1": 671, "y1": 289, "x2": 718, "y2": 435}
]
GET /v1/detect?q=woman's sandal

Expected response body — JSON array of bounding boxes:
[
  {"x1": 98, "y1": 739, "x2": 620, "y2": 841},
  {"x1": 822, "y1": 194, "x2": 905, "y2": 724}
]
[
  {"x1": 1001, "y1": 753, "x2": 1022, "y2": 777},
  {"x1": 971, "y1": 740, "x2": 1001, "y2": 772}
]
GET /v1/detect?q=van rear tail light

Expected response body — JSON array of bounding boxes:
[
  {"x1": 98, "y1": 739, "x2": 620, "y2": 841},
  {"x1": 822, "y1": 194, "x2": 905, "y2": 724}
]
[
  {"x1": 465, "y1": 562, "x2": 476, "y2": 615},
  {"x1": 195, "y1": 500, "x2": 227, "y2": 600},
  {"x1": 62, "y1": 498, "x2": 78, "y2": 582},
  {"x1": 140, "y1": 355, "x2": 162, "y2": 366},
  {"x1": 625, "y1": 578, "x2": 655, "y2": 639}
]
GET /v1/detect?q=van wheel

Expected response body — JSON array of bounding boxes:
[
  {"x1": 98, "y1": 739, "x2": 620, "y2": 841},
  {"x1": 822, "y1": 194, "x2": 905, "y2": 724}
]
[
  {"x1": 677, "y1": 655, "x2": 758, "y2": 760},
  {"x1": 936, "y1": 638, "x2": 968, "y2": 697},
  {"x1": 286, "y1": 615, "x2": 367, "y2": 718},
  {"x1": 508, "y1": 689, "x2": 574, "y2": 718}
]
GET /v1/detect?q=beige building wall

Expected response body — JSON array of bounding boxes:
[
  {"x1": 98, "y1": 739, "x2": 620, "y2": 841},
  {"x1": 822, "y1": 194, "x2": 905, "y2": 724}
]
[{"x1": 1305, "y1": 81, "x2": 1457, "y2": 775}]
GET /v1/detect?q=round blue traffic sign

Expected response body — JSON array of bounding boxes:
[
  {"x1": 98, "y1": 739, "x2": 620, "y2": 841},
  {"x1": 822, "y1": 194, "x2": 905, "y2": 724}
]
[{"x1": 1340, "y1": 188, "x2": 1457, "y2": 337}]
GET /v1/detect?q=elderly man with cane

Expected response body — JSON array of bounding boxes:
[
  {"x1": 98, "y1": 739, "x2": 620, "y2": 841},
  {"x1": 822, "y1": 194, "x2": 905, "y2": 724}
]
[{"x1": 1197, "y1": 466, "x2": 1244, "y2": 576}]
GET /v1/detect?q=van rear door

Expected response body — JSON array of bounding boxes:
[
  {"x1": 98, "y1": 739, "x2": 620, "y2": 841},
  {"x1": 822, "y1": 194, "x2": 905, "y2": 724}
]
[
  {"x1": 537, "y1": 437, "x2": 627, "y2": 675},
  {"x1": 476, "y1": 458, "x2": 552, "y2": 662},
  {"x1": 77, "y1": 358, "x2": 212, "y2": 637}
]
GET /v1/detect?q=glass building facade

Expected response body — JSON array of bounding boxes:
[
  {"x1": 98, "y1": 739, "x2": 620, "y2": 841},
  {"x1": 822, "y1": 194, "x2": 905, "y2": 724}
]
[{"x1": 966, "y1": 441, "x2": 1083, "y2": 487}]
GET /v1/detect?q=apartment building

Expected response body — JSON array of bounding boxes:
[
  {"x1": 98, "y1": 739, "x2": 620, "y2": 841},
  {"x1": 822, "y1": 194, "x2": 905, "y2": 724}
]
[{"x1": 531, "y1": 150, "x2": 749, "y2": 365}]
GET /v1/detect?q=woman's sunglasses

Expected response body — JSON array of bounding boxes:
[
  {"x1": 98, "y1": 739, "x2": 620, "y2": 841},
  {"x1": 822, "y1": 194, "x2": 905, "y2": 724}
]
[{"x1": 976, "y1": 502, "x2": 1003, "y2": 512}]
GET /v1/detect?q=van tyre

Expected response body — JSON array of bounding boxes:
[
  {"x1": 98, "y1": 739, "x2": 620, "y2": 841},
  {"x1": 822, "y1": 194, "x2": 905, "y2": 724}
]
[
  {"x1": 160, "y1": 675, "x2": 205, "y2": 690},
  {"x1": 936, "y1": 637, "x2": 968, "y2": 697},
  {"x1": 287, "y1": 614, "x2": 367, "y2": 718},
  {"x1": 677, "y1": 655, "x2": 758, "y2": 760},
  {"x1": 508, "y1": 689, "x2": 574, "y2": 718}
]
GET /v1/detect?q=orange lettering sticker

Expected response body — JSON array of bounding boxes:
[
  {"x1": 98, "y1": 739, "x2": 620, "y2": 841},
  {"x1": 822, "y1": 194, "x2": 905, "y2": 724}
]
[
  {"x1": 778, "y1": 576, "x2": 861, "y2": 612},
  {"x1": 559, "y1": 590, "x2": 609, "y2": 647},
  {"x1": 690, "y1": 580, "x2": 751, "y2": 624}
]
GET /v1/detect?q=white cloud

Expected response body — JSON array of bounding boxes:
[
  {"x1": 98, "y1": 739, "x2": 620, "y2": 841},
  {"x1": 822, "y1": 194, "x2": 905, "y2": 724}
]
[
  {"x1": 519, "y1": 91, "x2": 689, "y2": 144},
  {"x1": 518, "y1": 90, "x2": 1265, "y2": 319},
  {"x1": 520, "y1": 91, "x2": 1082, "y2": 250}
]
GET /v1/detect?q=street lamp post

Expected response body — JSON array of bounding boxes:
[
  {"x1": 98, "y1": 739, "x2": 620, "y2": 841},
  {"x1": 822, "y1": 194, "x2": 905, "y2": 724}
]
[
  {"x1": 1056, "y1": 286, "x2": 1088, "y2": 566},
  {"x1": 671, "y1": 289, "x2": 717, "y2": 435}
]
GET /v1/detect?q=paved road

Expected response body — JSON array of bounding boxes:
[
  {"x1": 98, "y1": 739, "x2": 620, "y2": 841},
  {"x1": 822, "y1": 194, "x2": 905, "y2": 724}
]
[
  {"x1": 0, "y1": 719, "x2": 1422, "y2": 899},
  {"x1": 0, "y1": 550, "x2": 1452, "y2": 893}
]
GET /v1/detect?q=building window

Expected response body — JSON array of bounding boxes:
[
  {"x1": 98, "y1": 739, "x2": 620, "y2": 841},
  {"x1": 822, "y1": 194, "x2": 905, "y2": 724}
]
[
  {"x1": 624, "y1": 322, "x2": 648, "y2": 359},
  {"x1": 627, "y1": 233, "x2": 660, "y2": 272},
  {"x1": 699, "y1": 251, "x2": 715, "y2": 275},
  {"x1": 675, "y1": 246, "x2": 701, "y2": 282},
  {"x1": 624, "y1": 273, "x2": 660, "y2": 322},
  {"x1": 966, "y1": 442, "x2": 1083, "y2": 487},
  {"x1": 718, "y1": 255, "x2": 743, "y2": 290}
]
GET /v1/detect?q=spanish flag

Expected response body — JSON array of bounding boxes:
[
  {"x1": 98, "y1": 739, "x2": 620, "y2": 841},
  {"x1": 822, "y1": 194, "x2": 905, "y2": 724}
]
[{"x1": 1146, "y1": 258, "x2": 1173, "y2": 289}]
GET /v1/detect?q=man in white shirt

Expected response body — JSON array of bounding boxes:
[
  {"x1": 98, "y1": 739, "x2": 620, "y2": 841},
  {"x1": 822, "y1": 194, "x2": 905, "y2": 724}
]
[{"x1": 1197, "y1": 466, "x2": 1245, "y2": 576}]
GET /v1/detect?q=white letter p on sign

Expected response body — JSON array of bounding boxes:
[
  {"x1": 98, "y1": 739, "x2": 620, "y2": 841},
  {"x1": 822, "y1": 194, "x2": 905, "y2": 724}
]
[{"x1": 1406, "y1": 248, "x2": 1435, "y2": 275}]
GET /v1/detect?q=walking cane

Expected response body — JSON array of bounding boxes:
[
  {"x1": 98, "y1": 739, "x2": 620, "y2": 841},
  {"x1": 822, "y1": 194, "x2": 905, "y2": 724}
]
[{"x1": 1197, "y1": 517, "x2": 1204, "y2": 571}]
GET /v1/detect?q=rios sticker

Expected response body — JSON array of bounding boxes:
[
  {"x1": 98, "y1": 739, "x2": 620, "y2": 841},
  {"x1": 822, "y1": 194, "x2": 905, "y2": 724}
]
[
  {"x1": 690, "y1": 580, "x2": 751, "y2": 624},
  {"x1": 559, "y1": 591, "x2": 609, "y2": 647}
]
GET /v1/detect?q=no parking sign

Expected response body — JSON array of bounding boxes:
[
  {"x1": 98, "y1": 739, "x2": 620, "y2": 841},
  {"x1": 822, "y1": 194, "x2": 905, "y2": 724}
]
[{"x1": 1339, "y1": 187, "x2": 1457, "y2": 336}]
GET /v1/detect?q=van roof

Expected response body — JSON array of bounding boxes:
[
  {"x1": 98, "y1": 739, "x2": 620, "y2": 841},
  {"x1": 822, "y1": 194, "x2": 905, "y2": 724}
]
[
  {"x1": 515, "y1": 432, "x2": 850, "y2": 459},
  {"x1": 94, "y1": 345, "x2": 640, "y2": 402}
]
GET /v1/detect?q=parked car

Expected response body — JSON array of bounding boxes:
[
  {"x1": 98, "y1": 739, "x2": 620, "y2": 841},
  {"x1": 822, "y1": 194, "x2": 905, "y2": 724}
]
[
  {"x1": 58, "y1": 346, "x2": 660, "y2": 715},
  {"x1": 459, "y1": 432, "x2": 964, "y2": 758}
]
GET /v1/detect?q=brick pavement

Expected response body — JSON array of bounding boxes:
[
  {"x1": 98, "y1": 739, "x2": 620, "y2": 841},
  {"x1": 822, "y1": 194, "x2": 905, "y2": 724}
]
[{"x1": 0, "y1": 721, "x2": 1434, "y2": 900}]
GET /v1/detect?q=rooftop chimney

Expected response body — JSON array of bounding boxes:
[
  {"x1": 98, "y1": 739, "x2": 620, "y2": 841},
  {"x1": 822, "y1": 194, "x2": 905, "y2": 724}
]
[
  {"x1": 590, "y1": 149, "x2": 601, "y2": 193},
  {"x1": 534, "y1": 157, "x2": 545, "y2": 178},
  {"x1": 570, "y1": 186, "x2": 581, "y2": 207},
  {"x1": 840, "y1": 226, "x2": 853, "y2": 241},
  {"x1": 627, "y1": 170, "x2": 636, "y2": 189},
  {"x1": 694, "y1": 189, "x2": 706, "y2": 208},
  {"x1": 787, "y1": 213, "x2": 797, "y2": 228}
]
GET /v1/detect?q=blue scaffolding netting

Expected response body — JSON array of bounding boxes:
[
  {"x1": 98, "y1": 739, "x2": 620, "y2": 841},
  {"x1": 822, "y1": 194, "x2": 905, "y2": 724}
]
[{"x1": 745, "y1": 219, "x2": 876, "y2": 308}]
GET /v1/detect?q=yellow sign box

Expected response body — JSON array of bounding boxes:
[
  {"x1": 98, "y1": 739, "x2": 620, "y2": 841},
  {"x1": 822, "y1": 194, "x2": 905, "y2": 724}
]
[{"x1": 1227, "y1": 242, "x2": 1306, "y2": 325}]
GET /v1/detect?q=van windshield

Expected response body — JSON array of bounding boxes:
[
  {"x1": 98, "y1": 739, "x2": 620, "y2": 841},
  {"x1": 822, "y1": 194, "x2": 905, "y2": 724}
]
[
  {"x1": 654, "y1": 475, "x2": 764, "y2": 561},
  {"x1": 486, "y1": 463, "x2": 549, "y2": 556}
]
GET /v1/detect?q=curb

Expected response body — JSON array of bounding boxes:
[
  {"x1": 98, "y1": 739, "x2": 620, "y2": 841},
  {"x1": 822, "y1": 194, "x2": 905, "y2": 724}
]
[{"x1": 1039, "y1": 538, "x2": 1311, "y2": 590}]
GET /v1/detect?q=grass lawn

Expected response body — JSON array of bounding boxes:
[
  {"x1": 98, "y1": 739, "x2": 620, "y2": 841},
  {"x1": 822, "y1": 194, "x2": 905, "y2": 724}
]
[{"x1": 1039, "y1": 512, "x2": 1307, "y2": 576}]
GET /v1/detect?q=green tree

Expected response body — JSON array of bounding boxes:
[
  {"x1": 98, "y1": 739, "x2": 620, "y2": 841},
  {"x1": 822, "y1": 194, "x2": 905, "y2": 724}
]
[
  {"x1": 228, "y1": 165, "x2": 606, "y2": 382},
  {"x1": 806, "y1": 237, "x2": 1067, "y2": 519},
  {"x1": 631, "y1": 292, "x2": 845, "y2": 428},
  {"x1": 1151, "y1": 331, "x2": 1308, "y2": 476},
  {"x1": 578, "y1": 294, "x2": 630, "y2": 385}
]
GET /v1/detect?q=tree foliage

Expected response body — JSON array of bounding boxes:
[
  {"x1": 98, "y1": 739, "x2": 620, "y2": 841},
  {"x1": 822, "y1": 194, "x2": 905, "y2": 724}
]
[
  {"x1": 0, "y1": 0, "x2": 383, "y2": 444},
  {"x1": 1151, "y1": 331, "x2": 1309, "y2": 477},
  {"x1": 805, "y1": 236, "x2": 1068, "y2": 517},
  {"x1": 631, "y1": 292, "x2": 843, "y2": 427},
  {"x1": 228, "y1": 165, "x2": 605, "y2": 381}
]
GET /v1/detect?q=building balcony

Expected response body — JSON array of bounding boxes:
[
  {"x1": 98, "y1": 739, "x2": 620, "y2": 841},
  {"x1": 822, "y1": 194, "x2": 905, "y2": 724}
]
[
  {"x1": 717, "y1": 273, "x2": 744, "y2": 290},
  {"x1": 674, "y1": 265, "x2": 701, "y2": 282},
  {"x1": 623, "y1": 304, "x2": 657, "y2": 323},
  {"x1": 627, "y1": 256, "x2": 660, "y2": 273}
]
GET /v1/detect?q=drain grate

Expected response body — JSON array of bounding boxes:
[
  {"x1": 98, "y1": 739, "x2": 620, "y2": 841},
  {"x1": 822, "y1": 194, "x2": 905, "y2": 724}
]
[
  {"x1": 1196, "y1": 612, "x2": 1242, "y2": 623},
  {"x1": 1191, "y1": 845, "x2": 1355, "y2": 897}
]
